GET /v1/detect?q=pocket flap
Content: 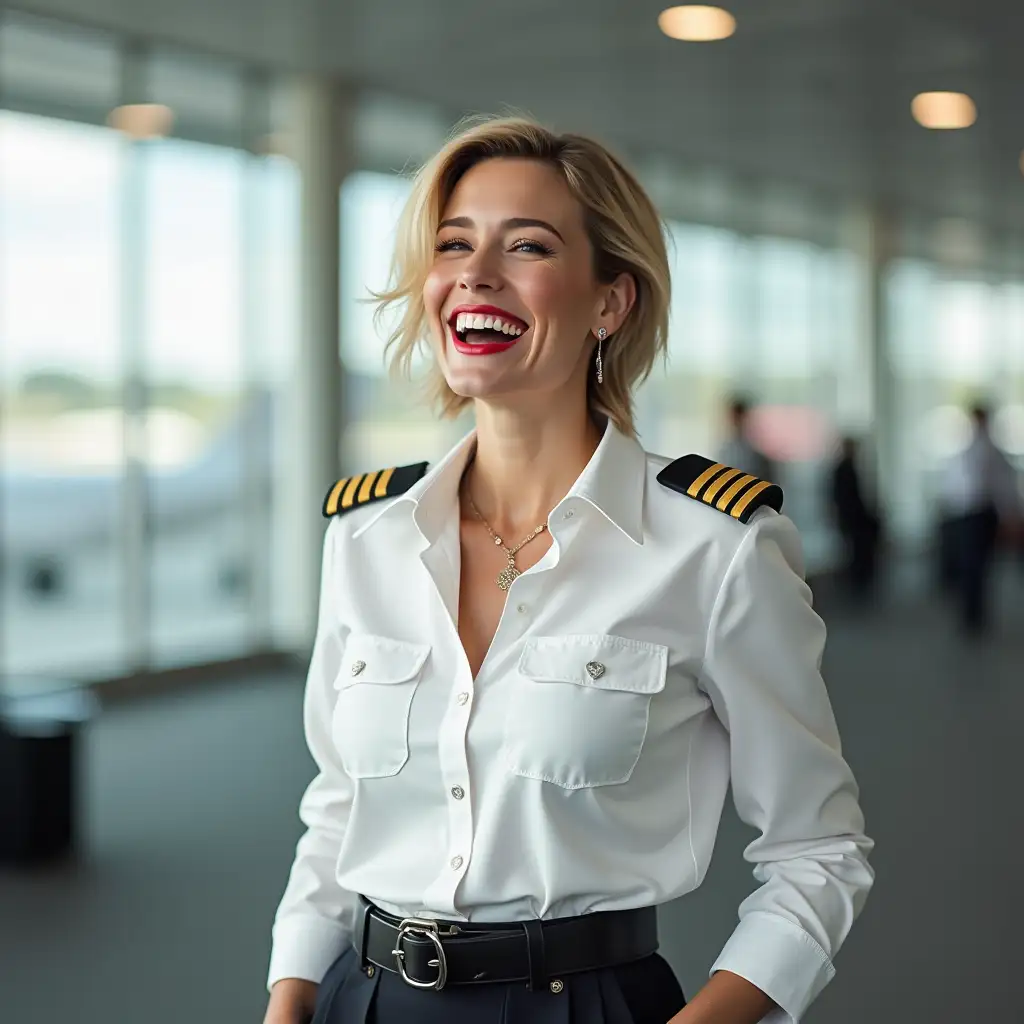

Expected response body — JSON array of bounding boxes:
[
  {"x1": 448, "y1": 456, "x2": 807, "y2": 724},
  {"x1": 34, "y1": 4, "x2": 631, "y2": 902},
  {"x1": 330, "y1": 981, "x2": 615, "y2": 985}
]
[
  {"x1": 335, "y1": 634, "x2": 430, "y2": 688},
  {"x1": 518, "y1": 635, "x2": 667, "y2": 695}
]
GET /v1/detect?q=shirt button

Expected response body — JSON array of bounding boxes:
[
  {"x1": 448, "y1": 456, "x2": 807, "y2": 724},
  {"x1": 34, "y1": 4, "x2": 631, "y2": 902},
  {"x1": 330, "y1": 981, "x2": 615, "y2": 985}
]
[
  {"x1": 450, "y1": 855, "x2": 464, "y2": 870},
  {"x1": 562, "y1": 509, "x2": 575, "y2": 520},
  {"x1": 451, "y1": 786, "x2": 465, "y2": 800},
  {"x1": 350, "y1": 660, "x2": 366, "y2": 676},
  {"x1": 516, "y1": 603, "x2": 528, "y2": 614},
  {"x1": 456, "y1": 692, "x2": 470, "y2": 706}
]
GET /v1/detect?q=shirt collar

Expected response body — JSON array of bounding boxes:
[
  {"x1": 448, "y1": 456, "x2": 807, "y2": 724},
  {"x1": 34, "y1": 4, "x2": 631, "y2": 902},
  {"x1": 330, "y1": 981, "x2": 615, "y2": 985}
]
[
  {"x1": 351, "y1": 419, "x2": 647, "y2": 546},
  {"x1": 569, "y1": 419, "x2": 647, "y2": 545},
  {"x1": 351, "y1": 430, "x2": 476, "y2": 543}
]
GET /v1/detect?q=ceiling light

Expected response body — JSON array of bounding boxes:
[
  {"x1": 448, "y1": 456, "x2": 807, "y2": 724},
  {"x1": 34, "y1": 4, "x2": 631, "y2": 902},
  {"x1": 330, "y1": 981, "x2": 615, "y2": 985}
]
[
  {"x1": 658, "y1": 6, "x2": 736, "y2": 42},
  {"x1": 911, "y1": 92, "x2": 976, "y2": 130},
  {"x1": 107, "y1": 104, "x2": 175, "y2": 140}
]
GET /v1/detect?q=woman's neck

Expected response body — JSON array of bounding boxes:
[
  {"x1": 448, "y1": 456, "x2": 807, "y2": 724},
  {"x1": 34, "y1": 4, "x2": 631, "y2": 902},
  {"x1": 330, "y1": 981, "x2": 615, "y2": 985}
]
[{"x1": 462, "y1": 401, "x2": 603, "y2": 535}]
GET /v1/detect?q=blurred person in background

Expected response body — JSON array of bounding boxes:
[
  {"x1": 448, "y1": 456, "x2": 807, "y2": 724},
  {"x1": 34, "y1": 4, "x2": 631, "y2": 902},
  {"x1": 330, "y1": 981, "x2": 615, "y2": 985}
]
[
  {"x1": 718, "y1": 395, "x2": 775, "y2": 483},
  {"x1": 939, "y1": 402, "x2": 1023, "y2": 636},
  {"x1": 263, "y1": 117, "x2": 873, "y2": 1024},
  {"x1": 828, "y1": 436, "x2": 882, "y2": 602}
]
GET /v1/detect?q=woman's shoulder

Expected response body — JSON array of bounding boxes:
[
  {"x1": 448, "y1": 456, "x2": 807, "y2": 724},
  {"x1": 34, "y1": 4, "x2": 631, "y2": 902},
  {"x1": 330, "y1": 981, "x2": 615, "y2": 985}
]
[
  {"x1": 320, "y1": 460, "x2": 430, "y2": 552},
  {"x1": 644, "y1": 450, "x2": 783, "y2": 524}
]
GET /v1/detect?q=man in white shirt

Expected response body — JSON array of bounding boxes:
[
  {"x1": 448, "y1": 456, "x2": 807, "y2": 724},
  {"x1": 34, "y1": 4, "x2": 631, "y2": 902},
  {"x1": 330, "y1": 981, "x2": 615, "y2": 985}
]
[{"x1": 939, "y1": 404, "x2": 1023, "y2": 635}]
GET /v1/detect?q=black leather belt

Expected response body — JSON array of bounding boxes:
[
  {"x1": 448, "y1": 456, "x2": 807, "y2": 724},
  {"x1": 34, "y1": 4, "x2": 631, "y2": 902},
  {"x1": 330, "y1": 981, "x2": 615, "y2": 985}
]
[{"x1": 353, "y1": 896, "x2": 659, "y2": 992}]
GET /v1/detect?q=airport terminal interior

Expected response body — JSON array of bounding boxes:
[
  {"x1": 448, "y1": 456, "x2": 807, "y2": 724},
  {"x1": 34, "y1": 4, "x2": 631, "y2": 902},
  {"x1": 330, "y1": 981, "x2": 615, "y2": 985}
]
[{"x1": 1, "y1": 0, "x2": 1023, "y2": 1020}]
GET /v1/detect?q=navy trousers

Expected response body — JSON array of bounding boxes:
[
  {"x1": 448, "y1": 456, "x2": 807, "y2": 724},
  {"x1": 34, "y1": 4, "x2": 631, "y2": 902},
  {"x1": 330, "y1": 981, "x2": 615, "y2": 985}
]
[{"x1": 311, "y1": 946, "x2": 686, "y2": 1024}]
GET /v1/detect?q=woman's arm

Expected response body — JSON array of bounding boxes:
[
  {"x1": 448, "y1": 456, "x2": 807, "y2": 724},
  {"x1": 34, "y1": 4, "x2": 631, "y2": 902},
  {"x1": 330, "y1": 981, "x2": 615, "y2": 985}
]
[
  {"x1": 669, "y1": 970, "x2": 776, "y2": 1023},
  {"x1": 266, "y1": 521, "x2": 357, "y2": 993},
  {"x1": 693, "y1": 510, "x2": 875, "y2": 1024}
]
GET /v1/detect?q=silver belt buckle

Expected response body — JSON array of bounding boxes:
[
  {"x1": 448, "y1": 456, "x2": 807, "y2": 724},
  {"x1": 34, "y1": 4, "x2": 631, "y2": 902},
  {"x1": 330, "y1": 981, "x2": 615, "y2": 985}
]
[{"x1": 391, "y1": 917, "x2": 452, "y2": 990}]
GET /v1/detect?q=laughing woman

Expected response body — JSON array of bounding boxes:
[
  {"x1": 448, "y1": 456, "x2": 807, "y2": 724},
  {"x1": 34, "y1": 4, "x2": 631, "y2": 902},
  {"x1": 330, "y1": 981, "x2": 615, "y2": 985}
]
[{"x1": 263, "y1": 117, "x2": 874, "y2": 1024}]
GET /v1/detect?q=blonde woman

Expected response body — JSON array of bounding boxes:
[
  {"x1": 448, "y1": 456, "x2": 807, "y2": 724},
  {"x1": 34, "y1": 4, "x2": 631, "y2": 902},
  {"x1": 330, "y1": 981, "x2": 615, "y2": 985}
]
[{"x1": 263, "y1": 117, "x2": 873, "y2": 1024}]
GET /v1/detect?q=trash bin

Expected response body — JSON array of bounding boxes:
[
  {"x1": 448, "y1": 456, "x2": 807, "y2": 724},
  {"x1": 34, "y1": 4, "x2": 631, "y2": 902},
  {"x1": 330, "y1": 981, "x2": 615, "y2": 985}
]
[{"x1": 0, "y1": 687, "x2": 99, "y2": 866}]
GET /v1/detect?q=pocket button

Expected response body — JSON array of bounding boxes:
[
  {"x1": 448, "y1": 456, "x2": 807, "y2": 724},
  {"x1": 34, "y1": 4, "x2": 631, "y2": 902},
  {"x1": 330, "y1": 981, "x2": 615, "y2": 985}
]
[
  {"x1": 350, "y1": 660, "x2": 366, "y2": 676},
  {"x1": 585, "y1": 661, "x2": 606, "y2": 680}
]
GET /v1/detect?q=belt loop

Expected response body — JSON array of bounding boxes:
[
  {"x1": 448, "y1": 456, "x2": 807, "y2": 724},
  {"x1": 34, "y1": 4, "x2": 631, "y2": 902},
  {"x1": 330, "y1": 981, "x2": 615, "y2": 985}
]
[
  {"x1": 521, "y1": 919, "x2": 546, "y2": 992},
  {"x1": 355, "y1": 896, "x2": 373, "y2": 964}
]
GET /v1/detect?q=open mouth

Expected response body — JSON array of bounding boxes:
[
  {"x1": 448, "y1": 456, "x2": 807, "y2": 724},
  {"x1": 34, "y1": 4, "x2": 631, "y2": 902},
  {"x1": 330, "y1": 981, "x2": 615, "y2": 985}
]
[{"x1": 448, "y1": 306, "x2": 529, "y2": 346}]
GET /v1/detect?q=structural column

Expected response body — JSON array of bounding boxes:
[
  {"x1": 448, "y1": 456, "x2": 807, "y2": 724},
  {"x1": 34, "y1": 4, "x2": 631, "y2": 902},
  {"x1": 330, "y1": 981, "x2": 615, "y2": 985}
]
[
  {"x1": 276, "y1": 77, "x2": 354, "y2": 653},
  {"x1": 839, "y1": 201, "x2": 897, "y2": 513}
]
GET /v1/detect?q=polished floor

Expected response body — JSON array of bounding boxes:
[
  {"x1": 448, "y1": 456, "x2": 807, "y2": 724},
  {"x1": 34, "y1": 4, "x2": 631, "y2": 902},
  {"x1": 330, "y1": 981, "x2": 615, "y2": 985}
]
[{"x1": 1, "y1": 560, "x2": 1021, "y2": 1023}]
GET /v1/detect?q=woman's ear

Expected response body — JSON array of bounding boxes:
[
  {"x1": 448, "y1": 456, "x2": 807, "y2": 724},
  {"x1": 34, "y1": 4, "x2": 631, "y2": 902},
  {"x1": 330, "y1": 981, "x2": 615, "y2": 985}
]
[{"x1": 600, "y1": 272, "x2": 637, "y2": 335}]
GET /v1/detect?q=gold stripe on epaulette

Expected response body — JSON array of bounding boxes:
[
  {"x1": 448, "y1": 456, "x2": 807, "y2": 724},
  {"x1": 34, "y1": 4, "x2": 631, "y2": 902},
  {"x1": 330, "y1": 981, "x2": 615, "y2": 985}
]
[
  {"x1": 340, "y1": 475, "x2": 362, "y2": 509},
  {"x1": 703, "y1": 467, "x2": 743, "y2": 505},
  {"x1": 357, "y1": 470, "x2": 378, "y2": 504},
  {"x1": 325, "y1": 478, "x2": 349, "y2": 517},
  {"x1": 687, "y1": 462, "x2": 725, "y2": 498},
  {"x1": 717, "y1": 473, "x2": 757, "y2": 512},
  {"x1": 374, "y1": 466, "x2": 395, "y2": 498},
  {"x1": 731, "y1": 478, "x2": 772, "y2": 519}
]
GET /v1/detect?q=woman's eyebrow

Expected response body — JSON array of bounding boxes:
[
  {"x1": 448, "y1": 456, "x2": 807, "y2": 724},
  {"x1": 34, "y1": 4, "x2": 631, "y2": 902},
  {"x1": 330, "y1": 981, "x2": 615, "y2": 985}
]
[{"x1": 437, "y1": 216, "x2": 565, "y2": 244}]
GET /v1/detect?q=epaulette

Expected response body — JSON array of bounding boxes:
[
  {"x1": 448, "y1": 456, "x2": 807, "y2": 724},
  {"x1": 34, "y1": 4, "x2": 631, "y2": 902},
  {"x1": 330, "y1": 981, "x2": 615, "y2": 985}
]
[
  {"x1": 322, "y1": 461, "x2": 429, "y2": 518},
  {"x1": 656, "y1": 455, "x2": 783, "y2": 524}
]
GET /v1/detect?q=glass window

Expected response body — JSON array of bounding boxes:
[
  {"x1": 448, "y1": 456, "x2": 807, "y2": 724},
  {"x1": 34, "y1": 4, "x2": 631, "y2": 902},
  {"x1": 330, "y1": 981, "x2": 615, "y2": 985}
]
[
  {"x1": 340, "y1": 171, "x2": 462, "y2": 474},
  {"x1": 142, "y1": 138, "x2": 250, "y2": 667},
  {"x1": 0, "y1": 111, "x2": 125, "y2": 682},
  {"x1": 639, "y1": 221, "x2": 744, "y2": 457}
]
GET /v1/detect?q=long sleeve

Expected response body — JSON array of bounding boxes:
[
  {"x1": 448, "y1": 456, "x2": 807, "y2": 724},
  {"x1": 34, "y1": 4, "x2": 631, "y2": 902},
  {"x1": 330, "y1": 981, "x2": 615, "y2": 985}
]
[
  {"x1": 699, "y1": 510, "x2": 875, "y2": 1023},
  {"x1": 267, "y1": 521, "x2": 356, "y2": 991}
]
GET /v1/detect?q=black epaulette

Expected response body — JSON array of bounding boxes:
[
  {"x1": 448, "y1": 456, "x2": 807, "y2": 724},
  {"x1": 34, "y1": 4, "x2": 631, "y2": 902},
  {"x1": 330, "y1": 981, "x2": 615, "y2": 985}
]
[
  {"x1": 656, "y1": 455, "x2": 783, "y2": 524},
  {"x1": 322, "y1": 461, "x2": 429, "y2": 518}
]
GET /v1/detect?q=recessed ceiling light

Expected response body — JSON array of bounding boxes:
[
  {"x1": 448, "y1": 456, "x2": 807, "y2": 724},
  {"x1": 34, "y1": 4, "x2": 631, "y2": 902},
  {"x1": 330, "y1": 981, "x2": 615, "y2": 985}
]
[
  {"x1": 911, "y1": 92, "x2": 976, "y2": 130},
  {"x1": 658, "y1": 6, "x2": 736, "y2": 42},
  {"x1": 107, "y1": 104, "x2": 175, "y2": 140}
]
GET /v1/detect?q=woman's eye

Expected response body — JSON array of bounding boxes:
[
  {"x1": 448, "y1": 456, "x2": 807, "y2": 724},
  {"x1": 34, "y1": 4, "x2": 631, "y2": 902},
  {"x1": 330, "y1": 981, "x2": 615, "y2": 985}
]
[
  {"x1": 511, "y1": 238, "x2": 554, "y2": 256},
  {"x1": 434, "y1": 237, "x2": 471, "y2": 253}
]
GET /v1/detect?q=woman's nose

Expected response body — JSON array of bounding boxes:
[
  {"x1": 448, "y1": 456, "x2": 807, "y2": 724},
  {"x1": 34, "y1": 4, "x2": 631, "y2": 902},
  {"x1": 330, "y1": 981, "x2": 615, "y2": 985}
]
[{"x1": 458, "y1": 248, "x2": 502, "y2": 292}]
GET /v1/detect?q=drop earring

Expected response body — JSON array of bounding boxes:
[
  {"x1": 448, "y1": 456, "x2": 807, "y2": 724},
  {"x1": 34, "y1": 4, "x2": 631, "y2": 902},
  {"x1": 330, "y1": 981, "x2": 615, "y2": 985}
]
[{"x1": 596, "y1": 327, "x2": 607, "y2": 384}]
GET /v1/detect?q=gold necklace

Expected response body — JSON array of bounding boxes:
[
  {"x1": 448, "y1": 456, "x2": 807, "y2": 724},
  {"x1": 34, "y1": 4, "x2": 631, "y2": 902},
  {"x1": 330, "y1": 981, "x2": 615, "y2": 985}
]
[{"x1": 466, "y1": 492, "x2": 548, "y2": 591}]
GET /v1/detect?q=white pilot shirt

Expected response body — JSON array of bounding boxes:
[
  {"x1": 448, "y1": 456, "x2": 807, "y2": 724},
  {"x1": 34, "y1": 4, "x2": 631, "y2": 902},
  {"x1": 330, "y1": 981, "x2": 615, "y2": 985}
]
[{"x1": 268, "y1": 420, "x2": 875, "y2": 1023}]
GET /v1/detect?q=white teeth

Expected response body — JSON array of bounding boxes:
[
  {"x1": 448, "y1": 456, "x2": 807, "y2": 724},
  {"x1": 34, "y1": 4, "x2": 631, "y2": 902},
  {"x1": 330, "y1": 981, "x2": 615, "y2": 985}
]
[{"x1": 452, "y1": 312, "x2": 526, "y2": 339}]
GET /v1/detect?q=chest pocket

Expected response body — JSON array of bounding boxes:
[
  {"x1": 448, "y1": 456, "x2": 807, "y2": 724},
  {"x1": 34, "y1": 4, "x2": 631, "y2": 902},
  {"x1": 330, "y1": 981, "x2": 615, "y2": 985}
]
[
  {"x1": 503, "y1": 635, "x2": 668, "y2": 790},
  {"x1": 332, "y1": 634, "x2": 430, "y2": 779}
]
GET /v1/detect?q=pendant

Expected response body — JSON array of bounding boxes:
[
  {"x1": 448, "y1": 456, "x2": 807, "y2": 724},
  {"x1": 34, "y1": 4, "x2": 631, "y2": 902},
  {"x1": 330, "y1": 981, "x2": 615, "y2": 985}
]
[{"x1": 496, "y1": 561, "x2": 520, "y2": 591}]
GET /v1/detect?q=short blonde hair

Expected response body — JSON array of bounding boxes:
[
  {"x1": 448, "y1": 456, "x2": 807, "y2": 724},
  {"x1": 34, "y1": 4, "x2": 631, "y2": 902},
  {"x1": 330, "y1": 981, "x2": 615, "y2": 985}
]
[{"x1": 376, "y1": 116, "x2": 671, "y2": 437}]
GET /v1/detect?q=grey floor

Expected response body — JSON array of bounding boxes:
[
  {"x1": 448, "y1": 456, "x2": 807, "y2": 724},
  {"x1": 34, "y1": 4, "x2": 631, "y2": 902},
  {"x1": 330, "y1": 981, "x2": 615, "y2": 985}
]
[{"x1": 2, "y1": 562, "x2": 1022, "y2": 1023}]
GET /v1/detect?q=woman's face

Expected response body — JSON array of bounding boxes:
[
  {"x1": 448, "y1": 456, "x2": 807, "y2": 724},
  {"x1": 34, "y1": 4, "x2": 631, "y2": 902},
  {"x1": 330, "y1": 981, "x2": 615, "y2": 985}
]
[{"x1": 423, "y1": 157, "x2": 630, "y2": 407}]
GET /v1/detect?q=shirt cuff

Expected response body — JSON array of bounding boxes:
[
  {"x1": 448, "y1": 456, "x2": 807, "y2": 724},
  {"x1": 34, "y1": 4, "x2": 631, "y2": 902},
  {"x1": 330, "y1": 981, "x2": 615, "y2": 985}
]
[
  {"x1": 267, "y1": 915, "x2": 352, "y2": 993},
  {"x1": 709, "y1": 911, "x2": 835, "y2": 1023}
]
